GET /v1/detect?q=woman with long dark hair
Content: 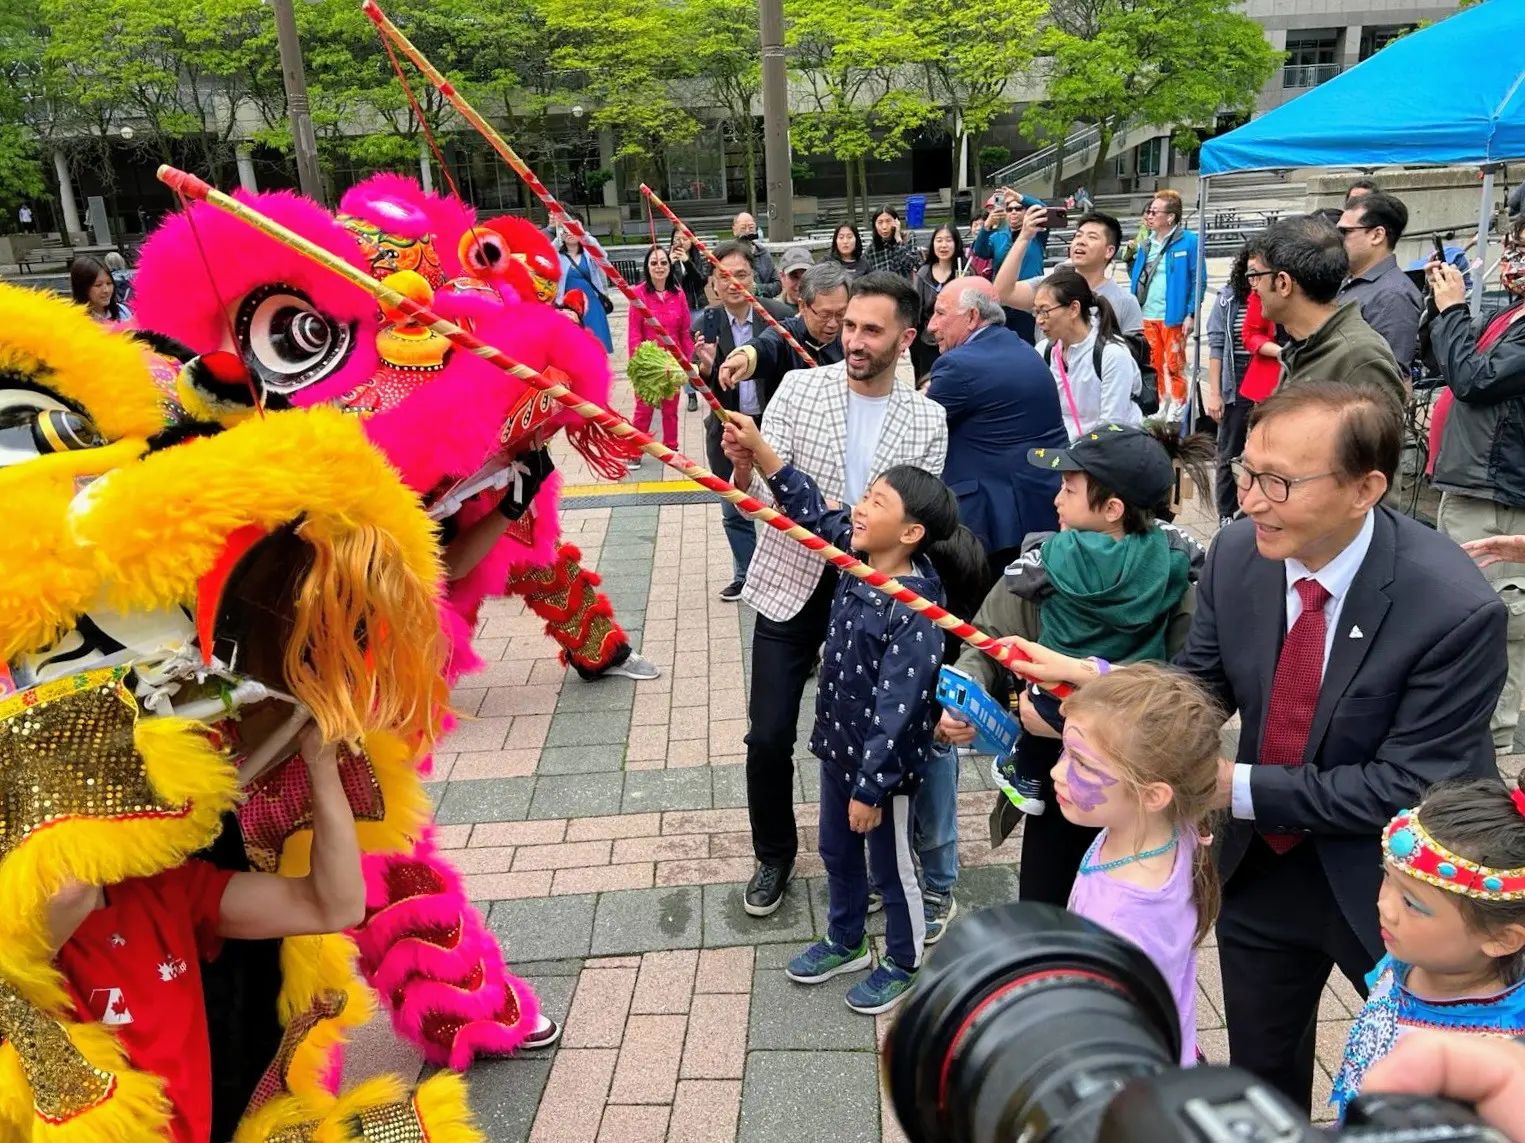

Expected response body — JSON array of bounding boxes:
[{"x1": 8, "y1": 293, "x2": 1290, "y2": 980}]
[
  {"x1": 862, "y1": 206, "x2": 919, "y2": 277},
  {"x1": 1032, "y1": 268, "x2": 1143, "y2": 439},
  {"x1": 556, "y1": 228, "x2": 614, "y2": 353},
  {"x1": 911, "y1": 224, "x2": 967, "y2": 380},
  {"x1": 827, "y1": 224, "x2": 863, "y2": 276},
  {"x1": 71, "y1": 255, "x2": 131, "y2": 324},
  {"x1": 625, "y1": 244, "x2": 694, "y2": 458}
]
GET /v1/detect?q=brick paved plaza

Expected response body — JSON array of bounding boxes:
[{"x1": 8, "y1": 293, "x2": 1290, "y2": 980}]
[{"x1": 338, "y1": 307, "x2": 1520, "y2": 1142}]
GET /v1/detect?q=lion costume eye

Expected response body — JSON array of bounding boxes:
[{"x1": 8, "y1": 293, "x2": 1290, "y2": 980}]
[
  {"x1": 0, "y1": 389, "x2": 104, "y2": 468},
  {"x1": 235, "y1": 284, "x2": 355, "y2": 394},
  {"x1": 460, "y1": 230, "x2": 508, "y2": 277}
]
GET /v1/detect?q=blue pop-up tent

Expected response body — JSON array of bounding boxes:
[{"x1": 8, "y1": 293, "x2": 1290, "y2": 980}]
[
  {"x1": 1201, "y1": 0, "x2": 1525, "y2": 176},
  {"x1": 1194, "y1": 0, "x2": 1525, "y2": 319}
]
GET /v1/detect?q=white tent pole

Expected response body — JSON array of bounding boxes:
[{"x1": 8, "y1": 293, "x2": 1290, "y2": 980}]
[
  {"x1": 1188, "y1": 174, "x2": 1208, "y2": 435},
  {"x1": 1472, "y1": 166, "x2": 1496, "y2": 319}
]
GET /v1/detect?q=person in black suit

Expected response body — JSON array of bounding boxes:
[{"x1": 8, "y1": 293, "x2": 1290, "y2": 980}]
[
  {"x1": 923, "y1": 276, "x2": 1067, "y2": 576},
  {"x1": 691, "y1": 241, "x2": 795, "y2": 601},
  {"x1": 1001, "y1": 377, "x2": 1507, "y2": 1111}
]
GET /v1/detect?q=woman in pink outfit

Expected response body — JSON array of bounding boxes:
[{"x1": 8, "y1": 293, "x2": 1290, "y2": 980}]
[{"x1": 627, "y1": 244, "x2": 694, "y2": 454}]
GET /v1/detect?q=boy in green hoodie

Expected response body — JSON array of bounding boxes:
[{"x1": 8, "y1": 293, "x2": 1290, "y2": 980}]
[
  {"x1": 998, "y1": 424, "x2": 1208, "y2": 813},
  {"x1": 938, "y1": 423, "x2": 1212, "y2": 905}
]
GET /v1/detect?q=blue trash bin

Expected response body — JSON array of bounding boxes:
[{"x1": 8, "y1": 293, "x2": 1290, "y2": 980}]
[{"x1": 905, "y1": 194, "x2": 927, "y2": 230}]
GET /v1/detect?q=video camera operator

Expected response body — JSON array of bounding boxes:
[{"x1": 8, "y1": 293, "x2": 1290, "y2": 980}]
[{"x1": 1427, "y1": 215, "x2": 1525, "y2": 754}]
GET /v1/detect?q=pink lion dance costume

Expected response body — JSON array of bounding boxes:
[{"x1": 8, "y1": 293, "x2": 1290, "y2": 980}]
[{"x1": 133, "y1": 176, "x2": 638, "y2": 1070}]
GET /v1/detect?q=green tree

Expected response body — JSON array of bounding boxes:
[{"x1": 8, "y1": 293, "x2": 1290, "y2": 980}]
[
  {"x1": 539, "y1": 0, "x2": 698, "y2": 195},
  {"x1": 907, "y1": 0, "x2": 1045, "y2": 203},
  {"x1": 687, "y1": 0, "x2": 762, "y2": 215},
  {"x1": 1026, "y1": 0, "x2": 1281, "y2": 188},
  {"x1": 786, "y1": 0, "x2": 935, "y2": 225},
  {"x1": 0, "y1": 4, "x2": 48, "y2": 217}
]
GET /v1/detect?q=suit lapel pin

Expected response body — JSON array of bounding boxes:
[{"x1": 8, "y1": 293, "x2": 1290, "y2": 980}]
[{"x1": 1349, "y1": 625, "x2": 1364, "y2": 639}]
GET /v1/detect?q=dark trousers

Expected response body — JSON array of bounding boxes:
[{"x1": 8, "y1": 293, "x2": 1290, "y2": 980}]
[
  {"x1": 706, "y1": 414, "x2": 758, "y2": 583},
  {"x1": 1015, "y1": 733, "x2": 1099, "y2": 906},
  {"x1": 1217, "y1": 836, "x2": 1378, "y2": 1112},
  {"x1": 1213, "y1": 397, "x2": 1253, "y2": 522},
  {"x1": 819, "y1": 759, "x2": 925, "y2": 968},
  {"x1": 745, "y1": 572, "x2": 836, "y2": 866}
]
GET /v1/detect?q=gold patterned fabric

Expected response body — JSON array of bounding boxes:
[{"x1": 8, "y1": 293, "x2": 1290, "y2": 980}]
[
  {"x1": 356, "y1": 1098, "x2": 429, "y2": 1143},
  {"x1": 247, "y1": 990, "x2": 349, "y2": 1112},
  {"x1": 0, "y1": 666, "x2": 184, "y2": 858},
  {"x1": 0, "y1": 981, "x2": 116, "y2": 1124}
]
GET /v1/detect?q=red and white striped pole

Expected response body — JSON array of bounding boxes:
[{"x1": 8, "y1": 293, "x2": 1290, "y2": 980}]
[
  {"x1": 158, "y1": 162, "x2": 1064, "y2": 691},
  {"x1": 361, "y1": 0, "x2": 729, "y2": 422}
]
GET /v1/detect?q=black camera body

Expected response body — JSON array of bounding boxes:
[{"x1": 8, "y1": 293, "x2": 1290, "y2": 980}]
[{"x1": 883, "y1": 903, "x2": 1507, "y2": 1143}]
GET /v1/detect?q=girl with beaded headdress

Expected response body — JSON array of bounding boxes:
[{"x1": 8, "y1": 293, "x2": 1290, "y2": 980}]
[{"x1": 1332, "y1": 780, "x2": 1525, "y2": 1117}]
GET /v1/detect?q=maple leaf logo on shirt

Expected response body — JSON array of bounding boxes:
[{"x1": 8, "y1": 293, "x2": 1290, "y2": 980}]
[
  {"x1": 90, "y1": 988, "x2": 134, "y2": 1026},
  {"x1": 157, "y1": 956, "x2": 188, "y2": 983}
]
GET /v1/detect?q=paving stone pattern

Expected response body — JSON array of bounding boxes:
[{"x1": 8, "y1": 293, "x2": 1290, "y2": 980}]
[{"x1": 339, "y1": 304, "x2": 1525, "y2": 1141}]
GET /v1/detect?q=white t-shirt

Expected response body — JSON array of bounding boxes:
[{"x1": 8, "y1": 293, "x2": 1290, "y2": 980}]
[{"x1": 843, "y1": 390, "x2": 892, "y2": 504}]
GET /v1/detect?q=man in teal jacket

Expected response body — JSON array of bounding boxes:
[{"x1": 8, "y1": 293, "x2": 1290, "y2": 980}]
[{"x1": 1129, "y1": 189, "x2": 1201, "y2": 424}]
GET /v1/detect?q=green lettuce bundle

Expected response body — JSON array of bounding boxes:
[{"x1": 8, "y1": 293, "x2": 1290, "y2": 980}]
[{"x1": 627, "y1": 340, "x2": 687, "y2": 405}]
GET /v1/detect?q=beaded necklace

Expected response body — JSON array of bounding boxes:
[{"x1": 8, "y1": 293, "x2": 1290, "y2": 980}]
[{"x1": 1079, "y1": 827, "x2": 1180, "y2": 875}]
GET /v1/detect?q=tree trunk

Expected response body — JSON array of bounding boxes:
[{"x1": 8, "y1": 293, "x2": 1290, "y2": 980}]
[
  {"x1": 1050, "y1": 129, "x2": 1067, "y2": 201},
  {"x1": 845, "y1": 158, "x2": 856, "y2": 226},
  {"x1": 856, "y1": 155, "x2": 869, "y2": 213},
  {"x1": 745, "y1": 124, "x2": 757, "y2": 217},
  {"x1": 1088, "y1": 121, "x2": 1116, "y2": 191}
]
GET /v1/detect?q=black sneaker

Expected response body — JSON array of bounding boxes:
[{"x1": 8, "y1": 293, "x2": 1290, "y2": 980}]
[
  {"x1": 687, "y1": 392, "x2": 699, "y2": 412},
  {"x1": 718, "y1": 580, "x2": 745, "y2": 602},
  {"x1": 744, "y1": 861, "x2": 795, "y2": 916}
]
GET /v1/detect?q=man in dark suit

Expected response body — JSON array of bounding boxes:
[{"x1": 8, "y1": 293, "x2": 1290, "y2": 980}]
[
  {"x1": 1176, "y1": 378, "x2": 1507, "y2": 1109},
  {"x1": 691, "y1": 241, "x2": 795, "y2": 601},
  {"x1": 924, "y1": 276, "x2": 1067, "y2": 575}
]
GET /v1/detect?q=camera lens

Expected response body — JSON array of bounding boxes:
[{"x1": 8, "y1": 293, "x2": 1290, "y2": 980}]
[{"x1": 884, "y1": 903, "x2": 1181, "y2": 1143}]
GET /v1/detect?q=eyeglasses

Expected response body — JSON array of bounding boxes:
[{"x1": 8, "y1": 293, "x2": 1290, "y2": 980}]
[
  {"x1": 1230, "y1": 458, "x2": 1337, "y2": 503},
  {"x1": 1244, "y1": 268, "x2": 1276, "y2": 282},
  {"x1": 1143, "y1": 208, "x2": 1161, "y2": 217},
  {"x1": 1032, "y1": 304, "x2": 1066, "y2": 318},
  {"x1": 1336, "y1": 225, "x2": 1376, "y2": 237}
]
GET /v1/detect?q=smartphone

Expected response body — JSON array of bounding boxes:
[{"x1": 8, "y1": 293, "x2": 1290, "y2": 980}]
[
  {"x1": 1432, "y1": 234, "x2": 1448, "y2": 265},
  {"x1": 1044, "y1": 207, "x2": 1069, "y2": 230}
]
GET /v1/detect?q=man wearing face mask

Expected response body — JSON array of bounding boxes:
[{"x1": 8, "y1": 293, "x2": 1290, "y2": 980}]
[{"x1": 1428, "y1": 216, "x2": 1525, "y2": 754}]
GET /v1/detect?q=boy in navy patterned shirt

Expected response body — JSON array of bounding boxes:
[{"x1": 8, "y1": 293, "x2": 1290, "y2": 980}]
[{"x1": 724, "y1": 414, "x2": 986, "y2": 1013}]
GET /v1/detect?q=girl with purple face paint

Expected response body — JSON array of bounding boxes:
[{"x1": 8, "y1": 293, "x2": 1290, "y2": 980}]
[{"x1": 1054, "y1": 663, "x2": 1224, "y2": 1064}]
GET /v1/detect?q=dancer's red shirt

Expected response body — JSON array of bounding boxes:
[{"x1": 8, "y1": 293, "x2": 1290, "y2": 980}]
[{"x1": 57, "y1": 860, "x2": 236, "y2": 1143}]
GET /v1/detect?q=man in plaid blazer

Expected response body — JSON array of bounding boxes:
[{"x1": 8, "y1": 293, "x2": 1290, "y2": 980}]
[{"x1": 724, "y1": 272, "x2": 949, "y2": 916}]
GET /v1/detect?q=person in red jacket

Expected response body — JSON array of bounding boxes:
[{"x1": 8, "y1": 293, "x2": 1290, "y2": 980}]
[
  {"x1": 46, "y1": 722, "x2": 366, "y2": 1143},
  {"x1": 627, "y1": 244, "x2": 696, "y2": 457}
]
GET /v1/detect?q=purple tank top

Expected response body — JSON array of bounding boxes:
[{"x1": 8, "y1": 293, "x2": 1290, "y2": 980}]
[{"x1": 1067, "y1": 829, "x2": 1199, "y2": 1065}]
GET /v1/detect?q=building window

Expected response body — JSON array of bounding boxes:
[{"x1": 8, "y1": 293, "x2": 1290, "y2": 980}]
[
  {"x1": 666, "y1": 125, "x2": 726, "y2": 202},
  {"x1": 1360, "y1": 24, "x2": 1413, "y2": 60},
  {"x1": 1135, "y1": 136, "x2": 1164, "y2": 178},
  {"x1": 1283, "y1": 30, "x2": 1341, "y2": 88}
]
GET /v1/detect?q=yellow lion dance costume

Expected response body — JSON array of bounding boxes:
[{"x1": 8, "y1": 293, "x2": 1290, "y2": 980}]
[{"x1": 0, "y1": 282, "x2": 482, "y2": 1143}]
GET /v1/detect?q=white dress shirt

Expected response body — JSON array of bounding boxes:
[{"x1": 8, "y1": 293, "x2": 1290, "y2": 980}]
[{"x1": 1231, "y1": 510, "x2": 1376, "y2": 819}]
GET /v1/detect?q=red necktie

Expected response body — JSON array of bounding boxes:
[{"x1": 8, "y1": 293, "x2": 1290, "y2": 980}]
[{"x1": 1258, "y1": 577, "x2": 1331, "y2": 854}]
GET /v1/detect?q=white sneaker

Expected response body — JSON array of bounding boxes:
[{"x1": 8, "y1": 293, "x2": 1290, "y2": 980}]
[{"x1": 603, "y1": 651, "x2": 661, "y2": 681}]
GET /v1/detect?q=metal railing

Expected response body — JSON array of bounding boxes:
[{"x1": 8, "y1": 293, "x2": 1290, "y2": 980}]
[
  {"x1": 1281, "y1": 63, "x2": 1341, "y2": 89},
  {"x1": 986, "y1": 124, "x2": 1104, "y2": 189}
]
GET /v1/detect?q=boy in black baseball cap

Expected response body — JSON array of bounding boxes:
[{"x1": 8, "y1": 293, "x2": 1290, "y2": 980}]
[
  {"x1": 939, "y1": 424, "x2": 1213, "y2": 841},
  {"x1": 1002, "y1": 423, "x2": 1212, "y2": 812}
]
